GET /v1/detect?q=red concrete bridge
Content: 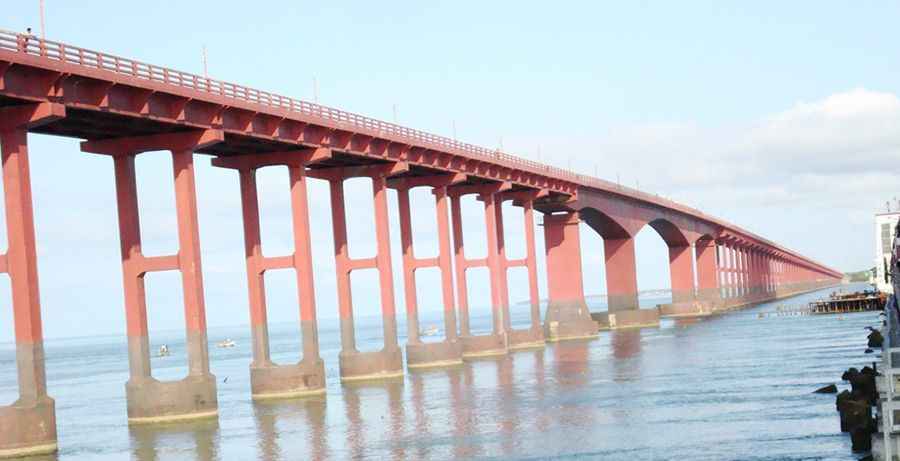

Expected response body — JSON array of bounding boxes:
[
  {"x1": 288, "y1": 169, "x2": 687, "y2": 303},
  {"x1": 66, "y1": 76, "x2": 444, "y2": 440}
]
[{"x1": 0, "y1": 30, "x2": 841, "y2": 457}]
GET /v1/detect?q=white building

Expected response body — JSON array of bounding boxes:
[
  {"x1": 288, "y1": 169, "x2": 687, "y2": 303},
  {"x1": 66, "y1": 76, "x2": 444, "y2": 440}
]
[{"x1": 875, "y1": 203, "x2": 900, "y2": 293}]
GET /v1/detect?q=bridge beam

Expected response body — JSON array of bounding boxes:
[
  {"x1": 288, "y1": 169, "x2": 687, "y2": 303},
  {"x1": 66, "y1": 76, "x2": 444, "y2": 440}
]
[
  {"x1": 541, "y1": 212, "x2": 598, "y2": 341},
  {"x1": 0, "y1": 104, "x2": 63, "y2": 458},
  {"x1": 81, "y1": 131, "x2": 219, "y2": 424},
  {"x1": 392, "y1": 177, "x2": 464, "y2": 369},
  {"x1": 327, "y1": 165, "x2": 403, "y2": 381},
  {"x1": 211, "y1": 151, "x2": 326, "y2": 399}
]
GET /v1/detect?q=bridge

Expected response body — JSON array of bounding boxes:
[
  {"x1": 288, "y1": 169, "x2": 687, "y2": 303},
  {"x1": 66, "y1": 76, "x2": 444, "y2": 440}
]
[{"x1": 0, "y1": 30, "x2": 841, "y2": 458}]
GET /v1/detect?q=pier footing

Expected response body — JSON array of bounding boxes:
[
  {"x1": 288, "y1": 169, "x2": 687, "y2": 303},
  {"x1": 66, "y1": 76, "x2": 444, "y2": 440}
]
[
  {"x1": 593, "y1": 309, "x2": 661, "y2": 330},
  {"x1": 339, "y1": 348, "x2": 404, "y2": 382},
  {"x1": 658, "y1": 301, "x2": 714, "y2": 318},
  {"x1": 0, "y1": 397, "x2": 56, "y2": 459},
  {"x1": 250, "y1": 359, "x2": 326, "y2": 400},
  {"x1": 406, "y1": 340, "x2": 464, "y2": 369},
  {"x1": 126, "y1": 375, "x2": 218, "y2": 424},
  {"x1": 544, "y1": 300, "x2": 599, "y2": 342},
  {"x1": 461, "y1": 333, "x2": 508, "y2": 359}
]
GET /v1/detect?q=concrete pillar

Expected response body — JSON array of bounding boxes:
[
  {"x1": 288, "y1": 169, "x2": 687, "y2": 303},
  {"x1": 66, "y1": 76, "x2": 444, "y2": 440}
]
[
  {"x1": 0, "y1": 124, "x2": 57, "y2": 458},
  {"x1": 82, "y1": 130, "x2": 222, "y2": 424},
  {"x1": 604, "y1": 237, "x2": 639, "y2": 311},
  {"x1": 668, "y1": 244, "x2": 694, "y2": 303},
  {"x1": 695, "y1": 238, "x2": 719, "y2": 304},
  {"x1": 542, "y1": 212, "x2": 598, "y2": 341},
  {"x1": 501, "y1": 192, "x2": 545, "y2": 350},
  {"x1": 393, "y1": 178, "x2": 463, "y2": 369},
  {"x1": 326, "y1": 166, "x2": 403, "y2": 381},
  {"x1": 211, "y1": 151, "x2": 326, "y2": 399},
  {"x1": 448, "y1": 185, "x2": 509, "y2": 358}
]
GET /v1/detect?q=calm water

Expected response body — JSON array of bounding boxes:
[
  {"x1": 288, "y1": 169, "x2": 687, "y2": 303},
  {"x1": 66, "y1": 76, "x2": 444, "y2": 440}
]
[{"x1": 0, "y1": 283, "x2": 879, "y2": 460}]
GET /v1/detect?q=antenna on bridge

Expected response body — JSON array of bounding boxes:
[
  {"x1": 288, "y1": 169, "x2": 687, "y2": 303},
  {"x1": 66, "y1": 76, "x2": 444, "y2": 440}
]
[
  {"x1": 201, "y1": 45, "x2": 208, "y2": 78},
  {"x1": 39, "y1": 0, "x2": 46, "y2": 40},
  {"x1": 313, "y1": 77, "x2": 319, "y2": 104}
]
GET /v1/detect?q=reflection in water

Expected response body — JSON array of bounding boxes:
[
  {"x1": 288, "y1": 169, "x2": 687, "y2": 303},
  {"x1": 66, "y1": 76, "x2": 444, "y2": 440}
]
[
  {"x1": 341, "y1": 379, "x2": 406, "y2": 460},
  {"x1": 610, "y1": 329, "x2": 642, "y2": 360},
  {"x1": 252, "y1": 396, "x2": 328, "y2": 460},
  {"x1": 129, "y1": 418, "x2": 220, "y2": 461},
  {"x1": 41, "y1": 286, "x2": 872, "y2": 460}
]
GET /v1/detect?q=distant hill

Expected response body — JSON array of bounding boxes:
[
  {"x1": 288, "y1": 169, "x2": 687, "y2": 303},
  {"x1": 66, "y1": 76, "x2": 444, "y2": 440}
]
[{"x1": 844, "y1": 268, "x2": 874, "y2": 283}]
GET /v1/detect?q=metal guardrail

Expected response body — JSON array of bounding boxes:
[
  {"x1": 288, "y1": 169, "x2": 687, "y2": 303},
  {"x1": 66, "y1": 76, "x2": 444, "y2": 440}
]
[{"x1": 0, "y1": 29, "x2": 840, "y2": 276}]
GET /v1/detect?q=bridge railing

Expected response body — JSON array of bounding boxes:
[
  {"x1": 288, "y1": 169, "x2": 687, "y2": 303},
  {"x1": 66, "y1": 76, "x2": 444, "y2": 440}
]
[
  {"x1": 0, "y1": 29, "x2": 838, "y2": 272},
  {"x1": 0, "y1": 31, "x2": 690, "y2": 205}
]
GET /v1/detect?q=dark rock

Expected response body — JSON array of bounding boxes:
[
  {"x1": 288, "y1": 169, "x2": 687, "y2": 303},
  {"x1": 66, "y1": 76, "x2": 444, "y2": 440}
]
[
  {"x1": 836, "y1": 390, "x2": 852, "y2": 412},
  {"x1": 864, "y1": 348, "x2": 873, "y2": 354},
  {"x1": 838, "y1": 399, "x2": 871, "y2": 434},
  {"x1": 868, "y1": 330, "x2": 884, "y2": 348},
  {"x1": 813, "y1": 384, "x2": 838, "y2": 394},
  {"x1": 849, "y1": 372, "x2": 877, "y2": 405},
  {"x1": 842, "y1": 368, "x2": 860, "y2": 381},
  {"x1": 850, "y1": 426, "x2": 873, "y2": 452}
]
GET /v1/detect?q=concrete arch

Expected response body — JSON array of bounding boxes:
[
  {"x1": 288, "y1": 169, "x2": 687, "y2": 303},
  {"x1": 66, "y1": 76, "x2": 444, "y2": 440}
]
[
  {"x1": 646, "y1": 218, "x2": 690, "y2": 248},
  {"x1": 579, "y1": 207, "x2": 632, "y2": 240}
]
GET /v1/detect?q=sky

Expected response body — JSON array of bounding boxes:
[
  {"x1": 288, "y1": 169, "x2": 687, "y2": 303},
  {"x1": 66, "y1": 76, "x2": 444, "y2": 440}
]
[{"x1": 1, "y1": 1, "x2": 899, "y2": 341}]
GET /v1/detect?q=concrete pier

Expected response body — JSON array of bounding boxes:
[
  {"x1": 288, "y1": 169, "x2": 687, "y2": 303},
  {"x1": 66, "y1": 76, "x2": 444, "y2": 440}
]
[
  {"x1": 0, "y1": 108, "x2": 60, "y2": 458},
  {"x1": 542, "y1": 212, "x2": 599, "y2": 341},
  {"x1": 82, "y1": 132, "x2": 222, "y2": 423},
  {"x1": 319, "y1": 164, "x2": 406, "y2": 382},
  {"x1": 391, "y1": 175, "x2": 464, "y2": 369},
  {"x1": 212, "y1": 150, "x2": 329, "y2": 399}
]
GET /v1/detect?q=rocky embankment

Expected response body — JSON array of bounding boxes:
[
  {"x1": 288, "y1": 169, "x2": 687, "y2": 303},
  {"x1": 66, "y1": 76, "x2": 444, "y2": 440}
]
[{"x1": 818, "y1": 324, "x2": 884, "y2": 457}]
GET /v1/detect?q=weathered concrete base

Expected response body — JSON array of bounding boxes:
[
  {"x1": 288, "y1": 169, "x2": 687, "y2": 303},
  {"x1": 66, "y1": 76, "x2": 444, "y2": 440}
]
[
  {"x1": 250, "y1": 358, "x2": 326, "y2": 400},
  {"x1": 593, "y1": 309, "x2": 661, "y2": 330},
  {"x1": 461, "y1": 333, "x2": 508, "y2": 359},
  {"x1": 126, "y1": 374, "x2": 218, "y2": 424},
  {"x1": 658, "y1": 301, "x2": 714, "y2": 318},
  {"x1": 543, "y1": 300, "x2": 599, "y2": 342},
  {"x1": 0, "y1": 397, "x2": 57, "y2": 459},
  {"x1": 406, "y1": 340, "x2": 464, "y2": 369},
  {"x1": 339, "y1": 347, "x2": 404, "y2": 382},
  {"x1": 508, "y1": 327, "x2": 546, "y2": 350}
]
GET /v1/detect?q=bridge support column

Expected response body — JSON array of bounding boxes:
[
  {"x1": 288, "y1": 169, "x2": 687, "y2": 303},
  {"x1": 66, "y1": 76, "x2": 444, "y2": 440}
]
[
  {"x1": 542, "y1": 212, "x2": 598, "y2": 341},
  {"x1": 695, "y1": 238, "x2": 720, "y2": 306},
  {"x1": 449, "y1": 186, "x2": 509, "y2": 358},
  {"x1": 0, "y1": 108, "x2": 60, "y2": 458},
  {"x1": 82, "y1": 131, "x2": 222, "y2": 423},
  {"x1": 597, "y1": 236, "x2": 659, "y2": 328},
  {"x1": 212, "y1": 151, "x2": 327, "y2": 399},
  {"x1": 393, "y1": 178, "x2": 463, "y2": 369},
  {"x1": 325, "y1": 165, "x2": 404, "y2": 381},
  {"x1": 668, "y1": 244, "x2": 694, "y2": 303},
  {"x1": 604, "y1": 237, "x2": 639, "y2": 311},
  {"x1": 500, "y1": 192, "x2": 545, "y2": 350}
]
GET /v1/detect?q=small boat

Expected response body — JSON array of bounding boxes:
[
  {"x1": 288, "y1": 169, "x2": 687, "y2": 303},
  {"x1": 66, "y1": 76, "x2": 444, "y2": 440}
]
[
  {"x1": 217, "y1": 339, "x2": 236, "y2": 348},
  {"x1": 421, "y1": 325, "x2": 439, "y2": 337},
  {"x1": 157, "y1": 344, "x2": 170, "y2": 357}
]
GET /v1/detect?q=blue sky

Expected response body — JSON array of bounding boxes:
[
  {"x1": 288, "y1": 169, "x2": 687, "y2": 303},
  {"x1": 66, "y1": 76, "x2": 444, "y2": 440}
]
[{"x1": 1, "y1": 1, "x2": 899, "y2": 340}]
